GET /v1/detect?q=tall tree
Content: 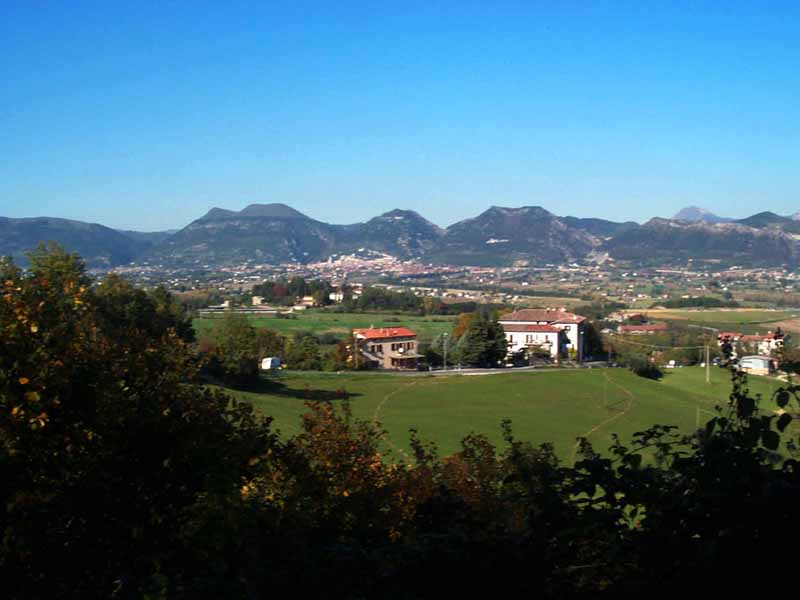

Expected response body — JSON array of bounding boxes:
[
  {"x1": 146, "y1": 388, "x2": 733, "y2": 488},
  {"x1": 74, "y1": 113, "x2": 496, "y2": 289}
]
[{"x1": 456, "y1": 307, "x2": 507, "y2": 367}]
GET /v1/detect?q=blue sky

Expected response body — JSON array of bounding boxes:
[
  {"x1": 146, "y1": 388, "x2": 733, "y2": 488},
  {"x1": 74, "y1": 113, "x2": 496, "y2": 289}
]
[{"x1": 1, "y1": 1, "x2": 799, "y2": 230}]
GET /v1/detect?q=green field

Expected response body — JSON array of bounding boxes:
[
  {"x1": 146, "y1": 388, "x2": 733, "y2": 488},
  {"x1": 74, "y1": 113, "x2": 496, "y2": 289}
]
[
  {"x1": 225, "y1": 366, "x2": 794, "y2": 463},
  {"x1": 194, "y1": 309, "x2": 456, "y2": 340},
  {"x1": 629, "y1": 308, "x2": 797, "y2": 324}
]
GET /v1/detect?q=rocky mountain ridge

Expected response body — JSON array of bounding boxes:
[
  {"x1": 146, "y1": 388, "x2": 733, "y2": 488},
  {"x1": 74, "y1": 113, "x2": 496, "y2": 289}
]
[{"x1": 3, "y1": 203, "x2": 800, "y2": 268}]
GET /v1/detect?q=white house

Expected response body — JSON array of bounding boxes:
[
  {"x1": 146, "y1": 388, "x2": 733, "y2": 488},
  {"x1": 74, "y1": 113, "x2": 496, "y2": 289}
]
[
  {"x1": 503, "y1": 323, "x2": 564, "y2": 360},
  {"x1": 718, "y1": 330, "x2": 784, "y2": 358},
  {"x1": 738, "y1": 355, "x2": 775, "y2": 376},
  {"x1": 499, "y1": 308, "x2": 586, "y2": 361}
]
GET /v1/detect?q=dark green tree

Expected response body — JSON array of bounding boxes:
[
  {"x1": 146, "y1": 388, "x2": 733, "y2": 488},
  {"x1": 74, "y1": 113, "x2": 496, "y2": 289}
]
[
  {"x1": 456, "y1": 307, "x2": 507, "y2": 367},
  {"x1": 285, "y1": 334, "x2": 322, "y2": 370}
]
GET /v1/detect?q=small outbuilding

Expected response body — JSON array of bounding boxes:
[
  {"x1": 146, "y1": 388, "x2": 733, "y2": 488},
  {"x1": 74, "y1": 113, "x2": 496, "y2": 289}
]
[
  {"x1": 738, "y1": 355, "x2": 775, "y2": 376},
  {"x1": 260, "y1": 357, "x2": 282, "y2": 371}
]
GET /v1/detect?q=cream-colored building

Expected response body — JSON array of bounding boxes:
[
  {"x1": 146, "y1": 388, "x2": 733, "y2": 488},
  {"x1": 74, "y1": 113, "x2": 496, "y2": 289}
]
[{"x1": 353, "y1": 327, "x2": 420, "y2": 369}]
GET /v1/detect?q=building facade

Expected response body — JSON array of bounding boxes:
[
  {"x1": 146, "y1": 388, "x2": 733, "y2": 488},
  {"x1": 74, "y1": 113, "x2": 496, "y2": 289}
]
[
  {"x1": 738, "y1": 355, "x2": 776, "y2": 376},
  {"x1": 498, "y1": 308, "x2": 586, "y2": 361},
  {"x1": 353, "y1": 327, "x2": 420, "y2": 369},
  {"x1": 718, "y1": 330, "x2": 784, "y2": 358}
]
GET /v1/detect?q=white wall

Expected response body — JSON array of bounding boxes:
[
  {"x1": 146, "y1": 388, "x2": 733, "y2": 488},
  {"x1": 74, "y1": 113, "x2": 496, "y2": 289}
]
[{"x1": 505, "y1": 331, "x2": 560, "y2": 358}]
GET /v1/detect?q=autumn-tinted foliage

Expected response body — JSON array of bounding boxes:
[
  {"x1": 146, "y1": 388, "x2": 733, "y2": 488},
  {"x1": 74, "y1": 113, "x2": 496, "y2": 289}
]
[
  {"x1": 0, "y1": 245, "x2": 273, "y2": 598},
  {"x1": 3, "y1": 245, "x2": 800, "y2": 598}
]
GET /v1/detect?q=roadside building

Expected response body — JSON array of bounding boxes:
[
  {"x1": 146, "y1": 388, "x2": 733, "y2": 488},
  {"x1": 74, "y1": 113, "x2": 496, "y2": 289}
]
[
  {"x1": 503, "y1": 324, "x2": 564, "y2": 360},
  {"x1": 718, "y1": 330, "x2": 784, "y2": 357},
  {"x1": 738, "y1": 355, "x2": 776, "y2": 376},
  {"x1": 498, "y1": 308, "x2": 586, "y2": 361},
  {"x1": 353, "y1": 327, "x2": 420, "y2": 370}
]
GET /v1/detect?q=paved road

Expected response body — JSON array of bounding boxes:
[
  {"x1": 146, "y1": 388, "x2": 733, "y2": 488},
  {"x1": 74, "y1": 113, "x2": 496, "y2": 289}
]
[{"x1": 272, "y1": 362, "x2": 618, "y2": 378}]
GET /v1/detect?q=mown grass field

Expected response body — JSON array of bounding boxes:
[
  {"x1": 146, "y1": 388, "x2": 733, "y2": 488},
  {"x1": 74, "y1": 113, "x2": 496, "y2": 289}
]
[
  {"x1": 194, "y1": 309, "x2": 457, "y2": 341},
  {"x1": 224, "y1": 366, "x2": 795, "y2": 463},
  {"x1": 627, "y1": 308, "x2": 797, "y2": 323},
  {"x1": 625, "y1": 308, "x2": 800, "y2": 334}
]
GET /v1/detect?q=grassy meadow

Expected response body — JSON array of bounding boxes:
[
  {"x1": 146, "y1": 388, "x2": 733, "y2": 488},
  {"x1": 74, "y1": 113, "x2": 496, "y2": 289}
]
[
  {"x1": 194, "y1": 309, "x2": 457, "y2": 341},
  {"x1": 224, "y1": 366, "x2": 795, "y2": 463},
  {"x1": 624, "y1": 308, "x2": 800, "y2": 334},
  {"x1": 627, "y1": 308, "x2": 797, "y2": 323}
]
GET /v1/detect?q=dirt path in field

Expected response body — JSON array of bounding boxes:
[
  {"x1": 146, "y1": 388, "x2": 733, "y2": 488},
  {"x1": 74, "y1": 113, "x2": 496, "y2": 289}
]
[
  {"x1": 372, "y1": 380, "x2": 418, "y2": 461},
  {"x1": 571, "y1": 371, "x2": 636, "y2": 464}
]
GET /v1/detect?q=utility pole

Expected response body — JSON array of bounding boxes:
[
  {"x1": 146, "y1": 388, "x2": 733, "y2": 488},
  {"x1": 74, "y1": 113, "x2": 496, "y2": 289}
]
[
  {"x1": 443, "y1": 333, "x2": 449, "y2": 371},
  {"x1": 705, "y1": 344, "x2": 710, "y2": 383},
  {"x1": 354, "y1": 335, "x2": 359, "y2": 370}
]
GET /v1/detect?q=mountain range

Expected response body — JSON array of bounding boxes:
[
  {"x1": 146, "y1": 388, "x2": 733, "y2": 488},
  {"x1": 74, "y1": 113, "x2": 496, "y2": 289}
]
[{"x1": 2, "y1": 204, "x2": 800, "y2": 269}]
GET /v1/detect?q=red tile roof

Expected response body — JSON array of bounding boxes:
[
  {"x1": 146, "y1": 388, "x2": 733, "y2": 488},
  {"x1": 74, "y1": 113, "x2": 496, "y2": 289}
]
[
  {"x1": 353, "y1": 327, "x2": 417, "y2": 340},
  {"x1": 718, "y1": 332, "x2": 741, "y2": 339},
  {"x1": 503, "y1": 324, "x2": 561, "y2": 333},
  {"x1": 740, "y1": 335, "x2": 768, "y2": 342}
]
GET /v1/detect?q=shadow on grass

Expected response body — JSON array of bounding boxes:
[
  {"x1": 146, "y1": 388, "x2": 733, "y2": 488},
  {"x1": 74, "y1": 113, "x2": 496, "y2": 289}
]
[{"x1": 246, "y1": 376, "x2": 362, "y2": 402}]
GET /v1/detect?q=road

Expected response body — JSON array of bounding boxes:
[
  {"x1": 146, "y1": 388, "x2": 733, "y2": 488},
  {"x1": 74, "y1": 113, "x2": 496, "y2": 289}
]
[{"x1": 273, "y1": 362, "x2": 617, "y2": 378}]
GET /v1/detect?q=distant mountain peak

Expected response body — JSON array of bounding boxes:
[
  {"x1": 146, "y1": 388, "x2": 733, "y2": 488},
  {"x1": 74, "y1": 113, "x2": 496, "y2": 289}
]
[
  {"x1": 238, "y1": 203, "x2": 309, "y2": 219},
  {"x1": 672, "y1": 206, "x2": 732, "y2": 224},
  {"x1": 373, "y1": 209, "x2": 443, "y2": 230},
  {"x1": 200, "y1": 207, "x2": 237, "y2": 220},
  {"x1": 199, "y1": 203, "x2": 309, "y2": 221},
  {"x1": 485, "y1": 205, "x2": 553, "y2": 216}
]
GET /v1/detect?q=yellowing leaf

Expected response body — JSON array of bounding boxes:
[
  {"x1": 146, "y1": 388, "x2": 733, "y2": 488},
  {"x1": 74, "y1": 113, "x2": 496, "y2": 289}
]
[{"x1": 18, "y1": 377, "x2": 29, "y2": 385}]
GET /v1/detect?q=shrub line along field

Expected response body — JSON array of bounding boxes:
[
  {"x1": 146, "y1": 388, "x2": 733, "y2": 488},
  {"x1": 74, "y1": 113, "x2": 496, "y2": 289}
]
[{"x1": 224, "y1": 366, "x2": 795, "y2": 463}]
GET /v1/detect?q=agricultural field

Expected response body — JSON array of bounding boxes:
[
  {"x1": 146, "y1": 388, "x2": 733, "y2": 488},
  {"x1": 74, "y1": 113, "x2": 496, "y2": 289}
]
[
  {"x1": 626, "y1": 308, "x2": 797, "y2": 323},
  {"x1": 194, "y1": 309, "x2": 457, "y2": 341},
  {"x1": 224, "y1": 366, "x2": 796, "y2": 464},
  {"x1": 516, "y1": 294, "x2": 583, "y2": 308},
  {"x1": 624, "y1": 308, "x2": 800, "y2": 334}
]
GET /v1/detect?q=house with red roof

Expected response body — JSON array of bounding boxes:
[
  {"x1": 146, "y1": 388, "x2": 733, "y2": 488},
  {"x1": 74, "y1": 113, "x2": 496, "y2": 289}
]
[
  {"x1": 498, "y1": 308, "x2": 586, "y2": 361},
  {"x1": 352, "y1": 327, "x2": 420, "y2": 370},
  {"x1": 717, "y1": 330, "x2": 784, "y2": 357}
]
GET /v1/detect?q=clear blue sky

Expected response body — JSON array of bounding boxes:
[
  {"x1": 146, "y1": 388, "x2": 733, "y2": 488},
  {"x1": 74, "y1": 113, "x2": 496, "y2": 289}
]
[{"x1": 1, "y1": 1, "x2": 799, "y2": 230}]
